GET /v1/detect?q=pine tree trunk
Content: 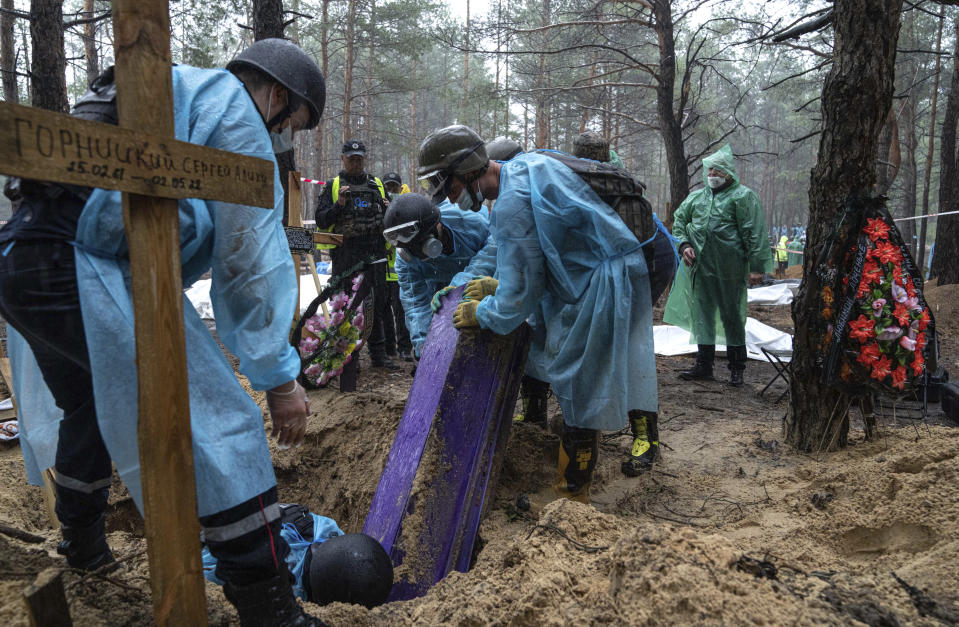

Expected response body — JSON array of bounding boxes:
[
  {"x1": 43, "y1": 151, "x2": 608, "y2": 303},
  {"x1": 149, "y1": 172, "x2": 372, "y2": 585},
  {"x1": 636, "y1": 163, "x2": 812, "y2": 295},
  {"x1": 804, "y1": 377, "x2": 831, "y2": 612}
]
[
  {"x1": 930, "y1": 17, "x2": 959, "y2": 285},
  {"x1": 252, "y1": 0, "x2": 292, "y2": 222},
  {"x1": 314, "y1": 0, "x2": 329, "y2": 181},
  {"x1": 342, "y1": 0, "x2": 357, "y2": 142},
  {"x1": 652, "y1": 0, "x2": 688, "y2": 228},
  {"x1": 253, "y1": 0, "x2": 284, "y2": 41},
  {"x1": 899, "y1": 87, "x2": 918, "y2": 249},
  {"x1": 1, "y1": 0, "x2": 19, "y2": 102},
  {"x1": 534, "y1": 0, "x2": 550, "y2": 148},
  {"x1": 784, "y1": 0, "x2": 903, "y2": 453},
  {"x1": 919, "y1": 7, "x2": 946, "y2": 271},
  {"x1": 82, "y1": 0, "x2": 98, "y2": 87},
  {"x1": 29, "y1": 0, "x2": 67, "y2": 112}
]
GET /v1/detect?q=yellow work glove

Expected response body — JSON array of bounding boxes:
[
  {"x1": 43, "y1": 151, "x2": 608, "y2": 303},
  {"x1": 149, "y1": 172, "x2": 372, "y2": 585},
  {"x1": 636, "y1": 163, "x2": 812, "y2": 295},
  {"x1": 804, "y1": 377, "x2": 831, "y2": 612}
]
[
  {"x1": 453, "y1": 300, "x2": 480, "y2": 329},
  {"x1": 430, "y1": 285, "x2": 456, "y2": 313},
  {"x1": 464, "y1": 276, "x2": 498, "y2": 301}
]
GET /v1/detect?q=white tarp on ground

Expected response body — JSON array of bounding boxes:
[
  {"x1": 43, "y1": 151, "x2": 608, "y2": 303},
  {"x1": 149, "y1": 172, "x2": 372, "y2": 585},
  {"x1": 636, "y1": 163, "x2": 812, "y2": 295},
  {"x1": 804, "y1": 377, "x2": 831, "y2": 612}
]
[
  {"x1": 186, "y1": 273, "x2": 331, "y2": 320},
  {"x1": 747, "y1": 282, "x2": 798, "y2": 306},
  {"x1": 653, "y1": 317, "x2": 793, "y2": 362}
]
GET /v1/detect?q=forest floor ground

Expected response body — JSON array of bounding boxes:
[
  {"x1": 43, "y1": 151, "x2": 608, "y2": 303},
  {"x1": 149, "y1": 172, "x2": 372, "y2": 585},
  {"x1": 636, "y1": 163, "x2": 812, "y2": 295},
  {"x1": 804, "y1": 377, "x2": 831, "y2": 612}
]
[{"x1": 0, "y1": 284, "x2": 957, "y2": 626}]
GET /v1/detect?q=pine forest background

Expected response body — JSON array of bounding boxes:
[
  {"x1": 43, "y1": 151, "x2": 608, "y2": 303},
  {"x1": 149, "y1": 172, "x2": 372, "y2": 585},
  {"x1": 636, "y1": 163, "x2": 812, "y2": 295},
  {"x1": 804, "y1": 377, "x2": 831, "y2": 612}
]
[{"x1": 1, "y1": 0, "x2": 956, "y2": 268}]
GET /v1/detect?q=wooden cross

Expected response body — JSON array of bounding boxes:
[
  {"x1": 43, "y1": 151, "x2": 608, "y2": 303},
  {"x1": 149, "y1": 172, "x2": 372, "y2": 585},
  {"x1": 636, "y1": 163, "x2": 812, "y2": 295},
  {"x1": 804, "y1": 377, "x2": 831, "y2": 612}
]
[{"x1": 0, "y1": 2, "x2": 276, "y2": 624}]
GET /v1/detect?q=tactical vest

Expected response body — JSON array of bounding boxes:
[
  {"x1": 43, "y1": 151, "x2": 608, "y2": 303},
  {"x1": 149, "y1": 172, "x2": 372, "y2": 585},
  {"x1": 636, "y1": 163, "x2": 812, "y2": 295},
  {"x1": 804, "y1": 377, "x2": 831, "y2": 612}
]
[
  {"x1": 534, "y1": 149, "x2": 656, "y2": 247},
  {"x1": 315, "y1": 175, "x2": 386, "y2": 250}
]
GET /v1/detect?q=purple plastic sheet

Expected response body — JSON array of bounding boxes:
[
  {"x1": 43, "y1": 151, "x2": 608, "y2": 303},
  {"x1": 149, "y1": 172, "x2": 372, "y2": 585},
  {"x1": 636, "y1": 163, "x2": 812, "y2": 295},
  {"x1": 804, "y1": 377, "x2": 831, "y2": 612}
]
[{"x1": 362, "y1": 286, "x2": 529, "y2": 601}]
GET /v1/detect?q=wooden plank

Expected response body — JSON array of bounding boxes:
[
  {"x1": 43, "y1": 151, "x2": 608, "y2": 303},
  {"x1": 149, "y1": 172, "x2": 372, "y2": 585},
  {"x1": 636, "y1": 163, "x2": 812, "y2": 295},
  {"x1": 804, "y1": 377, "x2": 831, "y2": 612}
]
[
  {"x1": 112, "y1": 2, "x2": 206, "y2": 625},
  {"x1": 0, "y1": 101, "x2": 274, "y2": 209},
  {"x1": 313, "y1": 232, "x2": 344, "y2": 246},
  {"x1": 363, "y1": 286, "x2": 530, "y2": 601},
  {"x1": 0, "y1": 98, "x2": 273, "y2": 207},
  {"x1": 23, "y1": 568, "x2": 72, "y2": 627},
  {"x1": 288, "y1": 172, "x2": 303, "y2": 325}
]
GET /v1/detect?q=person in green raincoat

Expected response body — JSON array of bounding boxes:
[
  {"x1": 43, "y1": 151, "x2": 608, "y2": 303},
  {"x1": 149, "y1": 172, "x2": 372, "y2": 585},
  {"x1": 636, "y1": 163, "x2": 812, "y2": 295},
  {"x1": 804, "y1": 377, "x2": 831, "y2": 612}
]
[
  {"x1": 663, "y1": 145, "x2": 773, "y2": 387},
  {"x1": 787, "y1": 234, "x2": 804, "y2": 267}
]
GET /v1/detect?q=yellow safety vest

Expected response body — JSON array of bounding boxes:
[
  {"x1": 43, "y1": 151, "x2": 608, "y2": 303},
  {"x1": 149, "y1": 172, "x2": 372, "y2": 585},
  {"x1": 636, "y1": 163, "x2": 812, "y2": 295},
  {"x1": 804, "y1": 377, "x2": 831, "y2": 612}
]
[
  {"x1": 385, "y1": 183, "x2": 408, "y2": 280},
  {"x1": 315, "y1": 175, "x2": 387, "y2": 251}
]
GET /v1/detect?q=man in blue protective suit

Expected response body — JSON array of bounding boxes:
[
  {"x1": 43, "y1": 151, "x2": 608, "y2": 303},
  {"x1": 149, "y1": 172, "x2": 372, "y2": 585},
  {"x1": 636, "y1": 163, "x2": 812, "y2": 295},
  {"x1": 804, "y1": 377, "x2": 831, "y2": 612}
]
[
  {"x1": 382, "y1": 194, "x2": 489, "y2": 358},
  {"x1": 416, "y1": 125, "x2": 657, "y2": 503},
  {"x1": 571, "y1": 130, "x2": 677, "y2": 476},
  {"x1": 0, "y1": 39, "x2": 328, "y2": 626}
]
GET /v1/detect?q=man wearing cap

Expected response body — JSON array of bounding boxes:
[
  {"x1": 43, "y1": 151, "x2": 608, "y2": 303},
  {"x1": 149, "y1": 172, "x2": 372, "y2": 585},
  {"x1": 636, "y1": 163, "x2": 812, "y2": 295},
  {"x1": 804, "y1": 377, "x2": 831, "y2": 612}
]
[
  {"x1": 380, "y1": 172, "x2": 413, "y2": 361},
  {"x1": 314, "y1": 141, "x2": 396, "y2": 369},
  {"x1": 382, "y1": 172, "x2": 411, "y2": 196}
]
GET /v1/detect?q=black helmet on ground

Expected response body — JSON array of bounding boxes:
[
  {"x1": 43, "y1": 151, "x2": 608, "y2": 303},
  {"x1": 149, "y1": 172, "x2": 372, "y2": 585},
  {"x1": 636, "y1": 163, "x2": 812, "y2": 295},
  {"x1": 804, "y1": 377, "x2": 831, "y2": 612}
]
[
  {"x1": 303, "y1": 533, "x2": 393, "y2": 608},
  {"x1": 227, "y1": 38, "x2": 326, "y2": 130},
  {"x1": 383, "y1": 194, "x2": 443, "y2": 260},
  {"x1": 485, "y1": 137, "x2": 523, "y2": 161}
]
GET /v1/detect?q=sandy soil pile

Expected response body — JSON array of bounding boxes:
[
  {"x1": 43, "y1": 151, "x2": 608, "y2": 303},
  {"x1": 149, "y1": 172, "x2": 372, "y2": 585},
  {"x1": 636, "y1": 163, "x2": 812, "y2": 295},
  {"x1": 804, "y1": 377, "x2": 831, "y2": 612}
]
[
  {"x1": 0, "y1": 303, "x2": 956, "y2": 626},
  {"x1": 923, "y1": 282, "x2": 959, "y2": 336},
  {"x1": 784, "y1": 265, "x2": 804, "y2": 279}
]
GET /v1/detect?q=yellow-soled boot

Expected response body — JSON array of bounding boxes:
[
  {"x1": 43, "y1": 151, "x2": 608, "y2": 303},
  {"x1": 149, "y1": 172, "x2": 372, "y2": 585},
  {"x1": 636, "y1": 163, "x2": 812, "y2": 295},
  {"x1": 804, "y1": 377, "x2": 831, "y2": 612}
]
[
  {"x1": 553, "y1": 424, "x2": 598, "y2": 504},
  {"x1": 621, "y1": 411, "x2": 660, "y2": 477}
]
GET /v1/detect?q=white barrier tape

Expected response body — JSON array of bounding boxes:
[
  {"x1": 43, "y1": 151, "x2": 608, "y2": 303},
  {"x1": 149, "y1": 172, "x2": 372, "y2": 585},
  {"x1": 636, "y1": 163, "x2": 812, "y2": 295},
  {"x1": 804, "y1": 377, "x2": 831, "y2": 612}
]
[
  {"x1": 300, "y1": 177, "x2": 325, "y2": 185},
  {"x1": 893, "y1": 209, "x2": 959, "y2": 222}
]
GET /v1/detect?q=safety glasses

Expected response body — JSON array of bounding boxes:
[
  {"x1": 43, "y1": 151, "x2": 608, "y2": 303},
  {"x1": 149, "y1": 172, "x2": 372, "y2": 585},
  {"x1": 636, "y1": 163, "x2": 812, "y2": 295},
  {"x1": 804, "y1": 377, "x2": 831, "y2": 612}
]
[
  {"x1": 383, "y1": 220, "x2": 420, "y2": 246},
  {"x1": 418, "y1": 171, "x2": 449, "y2": 199}
]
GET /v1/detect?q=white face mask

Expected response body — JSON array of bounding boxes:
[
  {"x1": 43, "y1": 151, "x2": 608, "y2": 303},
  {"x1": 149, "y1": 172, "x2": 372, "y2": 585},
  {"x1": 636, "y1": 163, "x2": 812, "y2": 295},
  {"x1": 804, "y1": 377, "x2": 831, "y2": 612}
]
[
  {"x1": 456, "y1": 185, "x2": 484, "y2": 212},
  {"x1": 271, "y1": 126, "x2": 293, "y2": 153},
  {"x1": 264, "y1": 84, "x2": 295, "y2": 153},
  {"x1": 707, "y1": 176, "x2": 726, "y2": 189}
]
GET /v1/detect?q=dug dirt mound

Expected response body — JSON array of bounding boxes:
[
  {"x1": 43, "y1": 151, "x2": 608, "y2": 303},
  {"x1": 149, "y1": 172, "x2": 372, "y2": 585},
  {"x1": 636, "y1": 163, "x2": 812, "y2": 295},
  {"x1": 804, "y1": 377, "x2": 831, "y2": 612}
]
[
  {"x1": 308, "y1": 499, "x2": 908, "y2": 626},
  {"x1": 923, "y1": 282, "x2": 959, "y2": 336}
]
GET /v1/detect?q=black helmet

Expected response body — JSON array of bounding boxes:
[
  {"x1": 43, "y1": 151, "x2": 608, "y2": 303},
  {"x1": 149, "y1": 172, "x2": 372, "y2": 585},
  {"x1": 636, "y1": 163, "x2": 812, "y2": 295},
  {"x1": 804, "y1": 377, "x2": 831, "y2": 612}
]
[
  {"x1": 485, "y1": 137, "x2": 523, "y2": 161},
  {"x1": 227, "y1": 38, "x2": 326, "y2": 130},
  {"x1": 383, "y1": 194, "x2": 441, "y2": 251},
  {"x1": 417, "y1": 125, "x2": 488, "y2": 202},
  {"x1": 303, "y1": 533, "x2": 393, "y2": 608},
  {"x1": 572, "y1": 131, "x2": 610, "y2": 162},
  {"x1": 382, "y1": 172, "x2": 402, "y2": 185}
]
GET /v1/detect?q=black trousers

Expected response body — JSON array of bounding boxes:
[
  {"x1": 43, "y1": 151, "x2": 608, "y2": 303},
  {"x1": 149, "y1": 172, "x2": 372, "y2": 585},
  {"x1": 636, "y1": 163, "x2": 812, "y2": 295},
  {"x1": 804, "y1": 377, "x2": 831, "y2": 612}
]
[
  {"x1": 383, "y1": 281, "x2": 412, "y2": 355},
  {"x1": 0, "y1": 239, "x2": 288, "y2": 585}
]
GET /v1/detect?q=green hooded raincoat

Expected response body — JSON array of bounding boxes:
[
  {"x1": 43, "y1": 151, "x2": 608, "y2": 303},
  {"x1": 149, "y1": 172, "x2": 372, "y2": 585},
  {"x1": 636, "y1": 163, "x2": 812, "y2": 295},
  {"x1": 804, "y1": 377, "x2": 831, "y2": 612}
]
[{"x1": 663, "y1": 145, "x2": 773, "y2": 346}]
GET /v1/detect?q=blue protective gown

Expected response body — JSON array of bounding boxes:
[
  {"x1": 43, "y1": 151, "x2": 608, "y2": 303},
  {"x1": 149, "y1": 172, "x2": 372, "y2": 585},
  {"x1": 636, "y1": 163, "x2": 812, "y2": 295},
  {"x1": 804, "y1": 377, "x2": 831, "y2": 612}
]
[
  {"x1": 472, "y1": 152, "x2": 656, "y2": 430},
  {"x1": 14, "y1": 66, "x2": 298, "y2": 516},
  {"x1": 396, "y1": 201, "x2": 489, "y2": 353}
]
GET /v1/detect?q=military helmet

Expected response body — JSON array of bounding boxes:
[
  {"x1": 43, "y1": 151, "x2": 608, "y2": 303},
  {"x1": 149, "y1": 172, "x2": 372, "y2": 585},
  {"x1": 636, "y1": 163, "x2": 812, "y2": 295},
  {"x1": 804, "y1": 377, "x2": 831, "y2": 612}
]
[
  {"x1": 303, "y1": 533, "x2": 393, "y2": 608},
  {"x1": 572, "y1": 131, "x2": 610, "y2": 163},
  {"x1": 485, "y1": 137, "x2": 523, "y2": 161},
  {"x1": 383, "y1": 194, "x2": 441, "y2": 250},
  {"x1": 227, "y1": 38, "x2": 326, "y2": 130},
  {"x1": 417, "y1": 125, "x2": 489, "y2": 202}
]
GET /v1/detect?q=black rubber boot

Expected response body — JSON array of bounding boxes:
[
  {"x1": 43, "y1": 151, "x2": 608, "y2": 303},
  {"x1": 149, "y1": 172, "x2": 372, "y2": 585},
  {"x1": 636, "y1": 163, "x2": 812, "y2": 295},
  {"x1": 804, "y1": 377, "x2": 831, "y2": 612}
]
[
  {"x1": 553, "y1": 424, "x2": 599, "y2": 504},
  {"x1": 224, "y1": 566, "x2": 329, "y2": 627},
  {"x1": 515, "y1": 376, "x2": 549, "y2": 424},
  {"x1": 679, "y1": 345, "x2": 715, "y2": 381},
  {"x1": 57, "y1": 513, "x2": 116, "y2": 571},
  {"x1": 371, "y1": 355, "x2": 399, "y2": 370},
  {"x1": 621, "y1": 411, "x2": 660, "y2": 477},
  {"x1": 728, "y1": 345, "x2": 747, "y2": 387}
]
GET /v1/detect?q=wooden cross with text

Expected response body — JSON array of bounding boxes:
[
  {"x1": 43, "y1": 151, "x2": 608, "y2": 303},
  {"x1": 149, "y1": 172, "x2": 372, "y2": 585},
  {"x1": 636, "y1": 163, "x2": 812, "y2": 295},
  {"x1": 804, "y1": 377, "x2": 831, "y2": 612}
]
[{"x1": 0, "y1": 2, "x2": 276, "y2": 625}]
